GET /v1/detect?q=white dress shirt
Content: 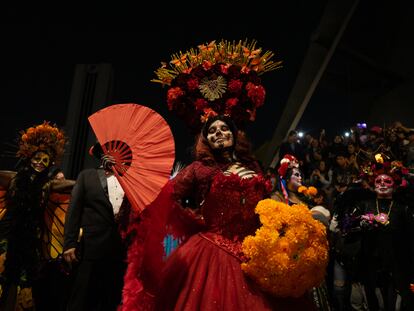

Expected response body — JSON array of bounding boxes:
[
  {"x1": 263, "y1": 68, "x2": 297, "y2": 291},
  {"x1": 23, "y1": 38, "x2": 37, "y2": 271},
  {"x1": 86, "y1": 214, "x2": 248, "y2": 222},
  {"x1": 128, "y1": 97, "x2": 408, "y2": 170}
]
[{"x1": 106, "y1": 175, "x2": 125, "y2": 215}]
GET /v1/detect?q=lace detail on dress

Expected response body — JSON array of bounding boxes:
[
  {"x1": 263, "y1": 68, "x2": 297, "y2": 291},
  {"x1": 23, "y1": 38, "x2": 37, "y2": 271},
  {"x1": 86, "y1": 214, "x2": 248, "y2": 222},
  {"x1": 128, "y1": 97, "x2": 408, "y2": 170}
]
[
  {"x1": 200, "y1": 232, "x2": 249, "y2": 262},
  {"x1": 201, "y1": 173, "x2": 271, "y2": 241}
]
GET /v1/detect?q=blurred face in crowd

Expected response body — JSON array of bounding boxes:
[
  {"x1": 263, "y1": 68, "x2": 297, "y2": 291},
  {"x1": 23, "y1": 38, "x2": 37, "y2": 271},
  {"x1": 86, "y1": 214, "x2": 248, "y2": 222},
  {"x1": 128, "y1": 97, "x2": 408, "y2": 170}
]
[
  {"x1": 319, "y1": 160, "x2": 326, "y2": 172},
  {"x1": 347, "y1": 144, "x2": 356, "y2": 154},
  {"x1": 336, "y1": 156, "x2": 347, "y2": 168},
  {"x1": 334, "y1": 135, "x2": 343, "y2": 144},
  {"x1": 311, "y1": 139, "x2": 319, "y2": 148},
  {"x1": 288, "y1": 133, "x2": 298, "y2": 143},
  {"x1": 288, "y1": 167, "x2": 303, "y2": 191},
  {"x1": 31, "y1": 151, "x2": 50, "y2": 173},
  {"x1": 374, "y1": 174, "x2": 394, "y2": 198},
  {"x1": 389, "y1": 133, "x2": 397, "y2": 142},
  {"x1": 207, "y1": 120, "x2": 234, "y2": 150}
]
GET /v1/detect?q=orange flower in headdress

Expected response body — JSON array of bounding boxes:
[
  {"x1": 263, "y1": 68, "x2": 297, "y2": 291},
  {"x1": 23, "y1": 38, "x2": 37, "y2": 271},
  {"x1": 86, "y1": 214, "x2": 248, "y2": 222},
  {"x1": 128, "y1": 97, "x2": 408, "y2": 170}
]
[{"x1": 17, "y1": 121, "x2": 66, "y2": 163}]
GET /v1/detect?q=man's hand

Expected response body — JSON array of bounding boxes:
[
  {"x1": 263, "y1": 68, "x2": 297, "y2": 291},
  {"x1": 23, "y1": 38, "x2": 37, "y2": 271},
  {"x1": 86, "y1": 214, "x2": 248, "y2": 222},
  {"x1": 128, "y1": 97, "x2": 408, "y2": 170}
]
[
  {"x1": 101, "y1": 154, "x2": 116, "y2": 170},
  {"x1": 63, "y1": 248, "x2": 78, "y2": 264}
]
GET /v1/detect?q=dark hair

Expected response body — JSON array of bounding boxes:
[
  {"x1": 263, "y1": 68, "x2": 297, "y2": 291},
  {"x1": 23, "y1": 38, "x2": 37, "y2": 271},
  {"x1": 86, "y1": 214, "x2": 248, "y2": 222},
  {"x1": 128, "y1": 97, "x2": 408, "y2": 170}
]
[
  {"x1": 288, "y1": 130, "x2": 297, "y2": 137},
  {"x1": 48, "y1": 166, "x2": 63, "y2": 179},
  {"x1": 90, "y1": 142, "x2": 104, "y2": 159}
]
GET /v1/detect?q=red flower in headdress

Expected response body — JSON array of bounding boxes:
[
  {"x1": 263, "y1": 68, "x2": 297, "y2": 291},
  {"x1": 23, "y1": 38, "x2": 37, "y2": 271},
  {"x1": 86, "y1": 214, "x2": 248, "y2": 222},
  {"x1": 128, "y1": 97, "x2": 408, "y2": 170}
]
[{"x1": 278, "y1": 154, "x2": 299, "y2": 179}]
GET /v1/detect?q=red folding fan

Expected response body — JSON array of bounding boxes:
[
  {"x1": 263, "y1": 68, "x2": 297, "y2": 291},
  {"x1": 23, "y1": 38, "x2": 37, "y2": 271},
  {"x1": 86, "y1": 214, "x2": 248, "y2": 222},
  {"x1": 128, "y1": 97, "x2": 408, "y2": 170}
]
[{"x1": 88, "y1": 103, "x2": 175, "y2": 213}]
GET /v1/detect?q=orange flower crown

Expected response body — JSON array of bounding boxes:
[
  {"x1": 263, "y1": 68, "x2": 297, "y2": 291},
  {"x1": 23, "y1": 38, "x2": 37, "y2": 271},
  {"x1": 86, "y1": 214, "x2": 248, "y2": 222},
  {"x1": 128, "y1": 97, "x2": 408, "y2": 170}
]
[
  {"x1": 152, "y1": 39, "x2": 282, "y2": 130},
  {"x1": 17, "y1": 121, "x2": 66, "y2": 163}
]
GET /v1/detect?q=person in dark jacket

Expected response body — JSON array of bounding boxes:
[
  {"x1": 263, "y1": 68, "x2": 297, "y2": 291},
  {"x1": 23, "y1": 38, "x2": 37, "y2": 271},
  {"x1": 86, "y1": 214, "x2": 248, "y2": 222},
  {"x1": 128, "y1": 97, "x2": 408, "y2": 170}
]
[{"x1": 63, "y1": 143, "x2": 132, "y2": 311}]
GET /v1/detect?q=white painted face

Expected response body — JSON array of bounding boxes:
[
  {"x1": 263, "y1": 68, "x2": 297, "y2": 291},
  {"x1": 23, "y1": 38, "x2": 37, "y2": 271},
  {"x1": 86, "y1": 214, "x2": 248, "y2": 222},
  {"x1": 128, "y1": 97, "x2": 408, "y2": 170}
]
[
  {"x1": 207, "y1": 120, "x2": 234, "y2": 150},
  {"x1": 30, "y1": 151, "x2": 50, "y2": 173},
  {"x1": 374, "y1": 174, "x2": 394, "y2": 198},
  {"x1": 289, "y1": 167, "x2": 303, "y2": 190}
]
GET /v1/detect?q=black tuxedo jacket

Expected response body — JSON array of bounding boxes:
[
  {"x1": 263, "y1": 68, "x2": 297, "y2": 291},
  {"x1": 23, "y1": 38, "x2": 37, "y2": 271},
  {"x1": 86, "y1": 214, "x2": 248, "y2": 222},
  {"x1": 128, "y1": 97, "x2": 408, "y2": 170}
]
[{"x1": 63, "y1": 168, "x2": 124, "y2": 261}]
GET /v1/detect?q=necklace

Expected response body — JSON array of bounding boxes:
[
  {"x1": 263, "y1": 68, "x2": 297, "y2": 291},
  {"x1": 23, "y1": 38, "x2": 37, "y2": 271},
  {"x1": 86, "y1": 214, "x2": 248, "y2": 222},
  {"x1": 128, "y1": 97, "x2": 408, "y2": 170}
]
[{"x1": 375, "y1": 199, "x2": 393, "y2": 225}]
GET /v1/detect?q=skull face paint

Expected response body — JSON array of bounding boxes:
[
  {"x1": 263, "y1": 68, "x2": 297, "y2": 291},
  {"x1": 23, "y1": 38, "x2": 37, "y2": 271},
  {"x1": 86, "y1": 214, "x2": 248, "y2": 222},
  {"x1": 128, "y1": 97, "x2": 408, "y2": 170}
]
[
  {"x1": 207, "y1": 120, "x2": 234, "y2": 150},
  {"x1": 289, "y1": 167, "x2": 303, "y2": 191},
  {"x1": 30, "y1": 151, "x2": 50, "y2": 173},
  {"x1": 374, "y1": 174, "x2": 394, "y2": 198}
]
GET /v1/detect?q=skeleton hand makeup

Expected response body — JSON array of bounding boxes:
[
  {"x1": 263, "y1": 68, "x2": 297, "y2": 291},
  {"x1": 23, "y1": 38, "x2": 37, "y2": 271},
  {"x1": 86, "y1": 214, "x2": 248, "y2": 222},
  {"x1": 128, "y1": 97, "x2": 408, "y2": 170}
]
[
  {"x1": 288, "y1": 167, "x2": 303, "y2": 191},
  {"x1": 207, "y1": 120, "x2": 234, "y2": 150},
  {"x1": 374, "y1": 174, "x2": 394, "y2": 198},
  {"x1": 30, "y1": 151, "x2": 50, "y2": 173}
]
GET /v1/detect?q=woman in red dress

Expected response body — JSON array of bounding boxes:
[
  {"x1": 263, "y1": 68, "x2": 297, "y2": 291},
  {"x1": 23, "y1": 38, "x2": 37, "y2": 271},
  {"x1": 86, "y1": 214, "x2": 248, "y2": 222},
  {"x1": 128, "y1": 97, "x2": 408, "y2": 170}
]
[
  {"x1": 120, "y1": 39, "x2": 316, "y2": 311},
  {"x1": 121, "y1": 116, "x2": 316, "y2": 311}
]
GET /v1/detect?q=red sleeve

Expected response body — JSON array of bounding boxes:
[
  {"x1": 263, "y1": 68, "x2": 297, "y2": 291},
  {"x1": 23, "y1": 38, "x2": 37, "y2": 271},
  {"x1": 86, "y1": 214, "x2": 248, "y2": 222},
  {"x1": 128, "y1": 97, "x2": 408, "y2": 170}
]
[{"x1": 120, "y1": 162, "x2": 207, "y2": 311}]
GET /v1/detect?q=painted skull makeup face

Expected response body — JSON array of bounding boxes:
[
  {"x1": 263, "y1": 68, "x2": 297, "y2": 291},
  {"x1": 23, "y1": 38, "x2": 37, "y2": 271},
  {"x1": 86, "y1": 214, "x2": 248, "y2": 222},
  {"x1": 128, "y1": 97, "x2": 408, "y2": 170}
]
[
  {"x1": 30, "y1": 151, "x2": 50, "y2": 173},
  {"x1": 374, "y1": 174, "x2": 394, "y2": 198},
  {"x1": 207, "y1": 120, "x2": 234, "y2": 150},
  {"x1": 289, "y1": 167, "x2": 303, "y2": 190}
]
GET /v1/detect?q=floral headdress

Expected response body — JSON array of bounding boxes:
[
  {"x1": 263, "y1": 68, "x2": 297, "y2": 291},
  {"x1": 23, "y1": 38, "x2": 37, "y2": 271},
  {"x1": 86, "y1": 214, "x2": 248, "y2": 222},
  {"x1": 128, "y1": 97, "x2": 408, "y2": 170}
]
[
  {"x1": 277, "y1": 154, "x2": 299, "y2": 179},
  {"x1": 152, "y1": 39, "x2": 282, "y2": 130},
  {"x1": 360, "y1": 152, "x2": 410, "y2": 188},
  {"x1": 17, "y1": 121, "x2": 66, "y2": 164}
]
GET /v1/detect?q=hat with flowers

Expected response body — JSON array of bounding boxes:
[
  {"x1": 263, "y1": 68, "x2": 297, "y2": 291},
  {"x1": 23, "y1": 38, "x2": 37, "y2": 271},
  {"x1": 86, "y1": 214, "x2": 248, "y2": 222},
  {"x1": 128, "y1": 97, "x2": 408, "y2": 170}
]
[
  {"x1": 359, "y1": 149, "x2": 410, "y2": 188},
  {"x1": 152, "y1": 39, "x2": 282, "y2": 131},
  {"x1": 277, "y1": 154, "x2": 299, "y2": 179},
  {"x1": 17, "y1": 121, "x2": 66, "y2": 163}
]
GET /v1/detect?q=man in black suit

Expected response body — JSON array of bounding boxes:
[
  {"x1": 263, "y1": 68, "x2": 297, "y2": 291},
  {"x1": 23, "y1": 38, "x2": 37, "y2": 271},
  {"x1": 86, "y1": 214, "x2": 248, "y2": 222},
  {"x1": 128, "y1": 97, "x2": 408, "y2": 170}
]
[{"x1": 63, "y1": 143, "x2": 131, "y2": 311}]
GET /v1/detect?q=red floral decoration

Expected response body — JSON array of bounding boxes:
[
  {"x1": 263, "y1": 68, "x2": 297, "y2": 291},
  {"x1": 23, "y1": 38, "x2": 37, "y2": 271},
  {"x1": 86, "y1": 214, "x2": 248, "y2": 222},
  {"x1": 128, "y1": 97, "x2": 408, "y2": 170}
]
[
  {"x1": 360, "y1": 153, "x2": 410, "y2": 188},
  {"x1": 17, "y1": 121, "x2": 66, "y2": 163},
  {"x1": 277, "y1": 154, "x2": 299, "y2": 178},
  {"x1": 152, "y1": 39, "x2": 282, "y2": 130}
]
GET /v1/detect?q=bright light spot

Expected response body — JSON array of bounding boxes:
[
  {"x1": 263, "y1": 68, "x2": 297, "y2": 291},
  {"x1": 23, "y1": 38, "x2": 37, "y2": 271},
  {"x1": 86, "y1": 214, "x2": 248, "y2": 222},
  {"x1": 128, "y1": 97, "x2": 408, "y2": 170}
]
[
  {"x1": 344, "y1": 132, "x2": 350, "y2": 137},
  {"x1": 298, "y1": 131, "x2": 304, "y2": 138}
]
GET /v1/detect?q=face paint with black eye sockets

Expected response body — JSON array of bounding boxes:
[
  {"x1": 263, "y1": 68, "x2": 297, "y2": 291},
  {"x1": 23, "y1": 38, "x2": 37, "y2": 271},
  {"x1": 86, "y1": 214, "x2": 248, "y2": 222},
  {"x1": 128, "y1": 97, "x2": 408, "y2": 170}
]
[{"x1": 31, "y1": 151, "x2": 50, "y2": 172}]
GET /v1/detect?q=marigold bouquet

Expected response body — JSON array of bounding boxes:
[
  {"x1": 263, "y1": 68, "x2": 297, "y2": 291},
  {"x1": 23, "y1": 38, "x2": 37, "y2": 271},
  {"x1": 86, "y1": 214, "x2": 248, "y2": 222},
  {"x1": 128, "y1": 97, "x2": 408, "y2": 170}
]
[
  {"x1": 241, "y1": 199, "x2": 328, "y2": 297},
  {"x1": 152, "y1": 39, "x2": 282, "y2": 130}
]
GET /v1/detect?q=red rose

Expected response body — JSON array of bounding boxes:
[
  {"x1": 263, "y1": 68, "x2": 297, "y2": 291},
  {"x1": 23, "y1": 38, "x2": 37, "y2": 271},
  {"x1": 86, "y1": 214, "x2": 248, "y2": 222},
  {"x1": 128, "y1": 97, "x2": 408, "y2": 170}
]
[
  {"x1": 228, "y1": 79, "x2": 243, "y2": 93},
  {"x1": 225, "y1": 98, "x2": 239, "y2": 109},
  {"x1": 167, "y1": 87, "x2": 184, "y2": 110},
  {"x1": 194, "y1": 98, "x2": 208, "y2": 111},
  {"x1": 246, "y1": 83, "x2": 266, "y2": 107},
  {"x1": 187, "y1": 78, "x2": 199, "y2": 91}
]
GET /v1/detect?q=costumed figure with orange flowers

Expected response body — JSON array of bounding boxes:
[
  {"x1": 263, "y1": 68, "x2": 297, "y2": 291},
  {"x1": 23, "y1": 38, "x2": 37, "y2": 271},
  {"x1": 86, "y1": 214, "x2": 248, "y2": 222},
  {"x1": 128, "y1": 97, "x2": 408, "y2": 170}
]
[
  {"x1": 334, "y1": 154, "x2": 414, "y2": 310},
  {"x1": 119, "y1": 39, "x2": 329, "y2": 311},
  {"x1": 0, "y1": 121, "x2": 75, "y2": 310},
  {"x1": 271, "y1": 154, "x2": 332, "y2": 311}
]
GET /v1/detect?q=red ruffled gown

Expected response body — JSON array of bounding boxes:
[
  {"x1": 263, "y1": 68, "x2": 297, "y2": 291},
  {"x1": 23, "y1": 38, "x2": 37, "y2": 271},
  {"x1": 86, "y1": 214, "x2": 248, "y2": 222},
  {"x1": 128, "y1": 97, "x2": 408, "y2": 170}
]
[{"x1": 120, "y1": 161, "x2": 316, "y2": 311}]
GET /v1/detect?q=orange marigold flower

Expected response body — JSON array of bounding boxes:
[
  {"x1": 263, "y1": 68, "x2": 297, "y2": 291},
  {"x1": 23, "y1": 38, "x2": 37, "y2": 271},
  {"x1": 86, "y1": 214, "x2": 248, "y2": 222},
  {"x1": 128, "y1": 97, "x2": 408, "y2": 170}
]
[
  {"x1": 307, "y1": 187, "x2": 318, "y2": 196},
  {"x1": 297, "y1": 186, "x2": 307, "y2": 194}
]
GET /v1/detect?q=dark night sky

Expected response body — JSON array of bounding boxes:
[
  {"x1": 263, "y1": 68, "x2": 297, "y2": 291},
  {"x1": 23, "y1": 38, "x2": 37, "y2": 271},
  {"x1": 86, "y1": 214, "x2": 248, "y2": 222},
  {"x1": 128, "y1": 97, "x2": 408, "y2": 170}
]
[{"x1": 1, "y1": 1, "x2": 380, "y2": 170}]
